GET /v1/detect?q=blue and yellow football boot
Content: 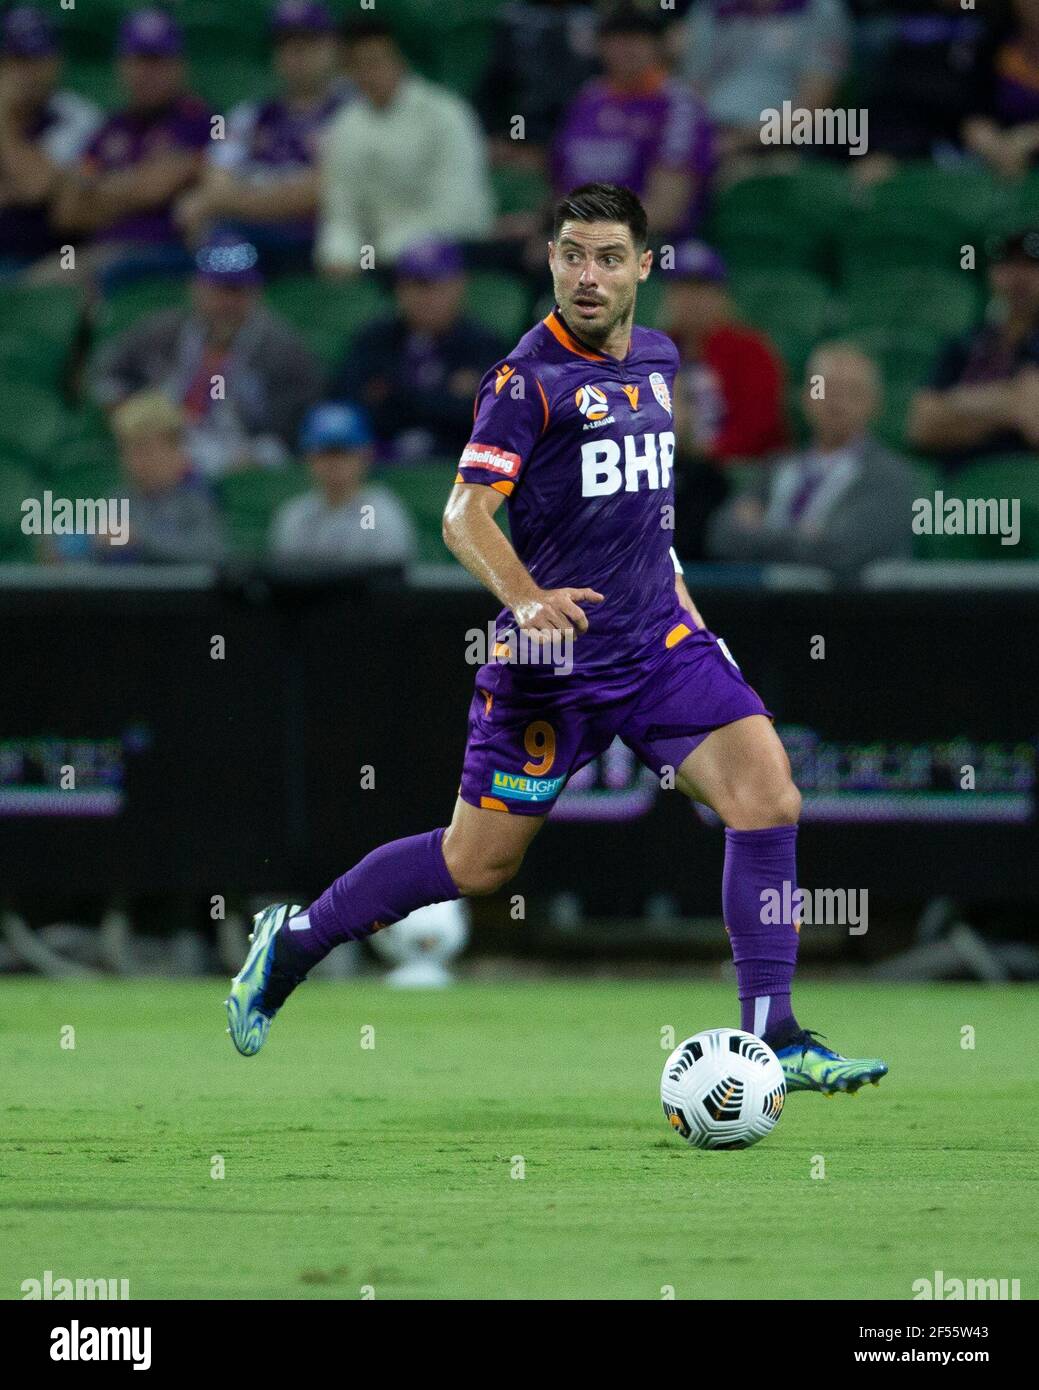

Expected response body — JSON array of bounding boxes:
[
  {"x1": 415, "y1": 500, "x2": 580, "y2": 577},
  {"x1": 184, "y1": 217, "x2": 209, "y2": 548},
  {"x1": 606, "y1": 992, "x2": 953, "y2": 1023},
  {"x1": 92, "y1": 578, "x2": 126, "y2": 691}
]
[
  {"x1": 770, "y1": 1027, "x2": 888, "y2": 1096},
  {"x1": 225, "y1": 903, "x2": 305, "y2": 1057}
]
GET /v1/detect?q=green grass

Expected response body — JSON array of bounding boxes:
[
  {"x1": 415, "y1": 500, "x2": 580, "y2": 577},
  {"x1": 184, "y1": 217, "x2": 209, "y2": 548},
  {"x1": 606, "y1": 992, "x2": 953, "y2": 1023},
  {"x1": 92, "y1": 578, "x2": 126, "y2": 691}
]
[{"x1": 1, "y1": 979, "x2": 1036, "y2": 1300}]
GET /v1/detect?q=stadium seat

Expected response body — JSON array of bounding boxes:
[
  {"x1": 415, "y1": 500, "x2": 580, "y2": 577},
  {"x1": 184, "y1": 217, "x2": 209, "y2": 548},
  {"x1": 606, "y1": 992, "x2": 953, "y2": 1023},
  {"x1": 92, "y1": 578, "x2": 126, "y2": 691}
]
[
  {"x1": 709, "y1": 167, "x2": 853, "y2": 275},
  {"x1": 0, "y1": 385, "x2": 77, "y2": 469},
  {"x1": 373, "y1": 462, "x2": 457, "y2": 565},
  {"x1": 0, "y1": 461, "x2": 38, "y2": 562},
  {"x1": 730, "y1": 270, "x2": 833, "y2": 341},
  {"x1": 843, "y1": 269, "x2": 981, "y2": 338},
  {"x1": 836, "y1": 206, "x2": 966, "y2": 283},
  {"x1": 912, "y1": 454, "x2": 1039, "y2": 559},
  {"x1": 465, "y1": 272, "x2": 532, "y2": 343},
  {"x1": 93, "y1": 276, "x2": 191, "y2": 344},
  {"x1": 491, "y1": 165, "x2": 551, "y2": 217},
  {"x1": 218, "y1": 466, "x2": 311, "y2": 556},
  {"x1": 869, "y1": 165, "x2": 1007, "y2": 244},
  {"x1": 265, "y1": 276, "x2": 392, "y2": 369}
]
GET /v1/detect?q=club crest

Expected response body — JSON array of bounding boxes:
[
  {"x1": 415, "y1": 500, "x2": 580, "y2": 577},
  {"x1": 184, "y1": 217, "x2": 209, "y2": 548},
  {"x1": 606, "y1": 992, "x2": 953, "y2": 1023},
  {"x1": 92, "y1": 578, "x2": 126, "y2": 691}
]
[{"x1": 649, "y1": 371, "x2": 672, "y2": 416}]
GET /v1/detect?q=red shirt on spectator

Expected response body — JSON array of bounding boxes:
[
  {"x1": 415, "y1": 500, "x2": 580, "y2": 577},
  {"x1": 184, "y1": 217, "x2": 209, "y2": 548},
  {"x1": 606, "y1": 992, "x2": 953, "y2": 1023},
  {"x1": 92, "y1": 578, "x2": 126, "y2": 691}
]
[{"x1": 677, "y1": 321, "x2": 787, "y2": 462}]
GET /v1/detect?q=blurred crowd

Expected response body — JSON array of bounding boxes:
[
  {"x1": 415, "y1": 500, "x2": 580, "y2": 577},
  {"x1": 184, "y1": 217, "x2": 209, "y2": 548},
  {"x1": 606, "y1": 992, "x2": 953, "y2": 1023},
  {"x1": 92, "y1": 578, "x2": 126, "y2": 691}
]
[{"x1": 1, "y1": 0, "x2": 1037, "y2": 575}]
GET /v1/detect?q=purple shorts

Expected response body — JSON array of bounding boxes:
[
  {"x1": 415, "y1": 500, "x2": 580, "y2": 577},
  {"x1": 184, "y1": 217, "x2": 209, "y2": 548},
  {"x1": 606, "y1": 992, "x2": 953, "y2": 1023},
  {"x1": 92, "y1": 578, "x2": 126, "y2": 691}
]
[{"x1": 458, "y1": 614, "x2": 772, "y2": 816}]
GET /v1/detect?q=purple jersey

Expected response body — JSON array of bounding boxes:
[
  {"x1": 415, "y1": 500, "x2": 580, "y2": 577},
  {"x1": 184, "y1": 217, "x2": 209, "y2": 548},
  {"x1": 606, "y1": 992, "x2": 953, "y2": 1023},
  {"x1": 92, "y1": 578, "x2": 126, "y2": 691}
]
[
  {"x1": 81, "y1": 95, "x2": 211, "y2": 243},
  {"x1": 213, "y1": 84, "x2": 350, "y2": 183},
  {"x1": 551, "y1": 73, "x2": 714, "y2": 236},
  {"x1": 455, "y1": 308, "x2": 680, "y2": 675}
]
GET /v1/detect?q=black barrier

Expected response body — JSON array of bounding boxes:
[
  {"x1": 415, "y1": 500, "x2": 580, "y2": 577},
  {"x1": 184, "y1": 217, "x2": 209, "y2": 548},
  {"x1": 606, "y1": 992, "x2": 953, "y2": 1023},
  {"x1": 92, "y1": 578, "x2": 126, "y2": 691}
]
[{"x1": 1, "y1": 573, "x2": 1037, "y2": 911}]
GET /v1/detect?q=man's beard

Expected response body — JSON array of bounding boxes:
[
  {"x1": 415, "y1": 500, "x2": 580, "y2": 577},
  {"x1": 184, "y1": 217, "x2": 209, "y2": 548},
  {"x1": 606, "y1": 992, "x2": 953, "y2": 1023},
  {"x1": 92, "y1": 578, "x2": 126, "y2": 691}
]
[{"x1": 561, "y1": 285, "x2": 635, "y2": 346}]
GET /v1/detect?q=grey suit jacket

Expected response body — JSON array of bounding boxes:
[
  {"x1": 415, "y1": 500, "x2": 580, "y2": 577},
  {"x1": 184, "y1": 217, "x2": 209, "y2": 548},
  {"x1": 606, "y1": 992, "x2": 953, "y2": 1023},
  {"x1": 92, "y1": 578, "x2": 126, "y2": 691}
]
[{"x1": 705, "y1": 435, "x2": 919, "y2": 577}]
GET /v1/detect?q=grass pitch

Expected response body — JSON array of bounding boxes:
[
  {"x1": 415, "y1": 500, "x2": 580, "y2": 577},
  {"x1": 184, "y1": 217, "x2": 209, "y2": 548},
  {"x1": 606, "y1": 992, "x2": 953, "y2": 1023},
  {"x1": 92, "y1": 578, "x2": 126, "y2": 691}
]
[{"x1": 1, "y1": 977, "x2": 1036, "y2": 1300}]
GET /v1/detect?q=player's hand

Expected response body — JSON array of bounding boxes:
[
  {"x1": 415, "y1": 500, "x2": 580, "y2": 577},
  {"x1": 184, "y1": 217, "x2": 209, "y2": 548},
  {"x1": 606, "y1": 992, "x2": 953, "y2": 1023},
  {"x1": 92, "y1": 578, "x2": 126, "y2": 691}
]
[{"x1": 512, "y1": 587, "x2": 604, "y2": 636}]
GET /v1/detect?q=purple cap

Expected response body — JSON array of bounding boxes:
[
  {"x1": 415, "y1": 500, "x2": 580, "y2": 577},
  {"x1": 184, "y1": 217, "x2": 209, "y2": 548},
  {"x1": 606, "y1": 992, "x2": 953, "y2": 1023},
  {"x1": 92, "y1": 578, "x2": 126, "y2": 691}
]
[
  {"x1": 395, "y1": 240, "x2": 465, "y2": 282},
  {"x1": 117, "y1": 9, "x2": 184, "y2": 58},
  {"x1": 2, "y1": 6, "x2": 59, "y2": 58},
  {"x1": 665, "y1": 240, "x2": 727, "y2": 284},
  {"x1": 194, "y1": 234, "x2": 262, "y2": 287},
  {"x1": 271, "y1": 0, "x2": 335, "y2": 35}
]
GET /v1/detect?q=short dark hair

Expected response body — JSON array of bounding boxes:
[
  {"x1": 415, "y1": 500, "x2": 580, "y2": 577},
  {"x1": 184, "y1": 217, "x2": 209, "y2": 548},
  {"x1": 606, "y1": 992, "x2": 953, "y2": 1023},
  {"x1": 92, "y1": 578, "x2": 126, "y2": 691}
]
[
  {"x1": 340, "y1": 16, "x2": 397, "y2": 48},
  {"x1": 552, "y1": 183, "x2": 649, "y2": 251}
]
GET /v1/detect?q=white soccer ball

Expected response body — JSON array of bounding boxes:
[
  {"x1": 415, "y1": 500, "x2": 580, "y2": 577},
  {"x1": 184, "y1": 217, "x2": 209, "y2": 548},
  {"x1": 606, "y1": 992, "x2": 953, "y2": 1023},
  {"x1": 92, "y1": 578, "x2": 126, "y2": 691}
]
[
  {"x1": 369, "y1": 900, "x2": 469, "y2": 987},
  {"x1": 660, "y1": 1028, "x2": 786, "y2": 1150}
]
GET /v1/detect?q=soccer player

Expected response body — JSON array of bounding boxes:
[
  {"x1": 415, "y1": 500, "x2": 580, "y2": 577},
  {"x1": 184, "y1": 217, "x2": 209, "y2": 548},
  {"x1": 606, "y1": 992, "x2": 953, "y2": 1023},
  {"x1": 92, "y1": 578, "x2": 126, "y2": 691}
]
[{"x1": 226, "y1": 182, "x2": 888, "y2": 1097}]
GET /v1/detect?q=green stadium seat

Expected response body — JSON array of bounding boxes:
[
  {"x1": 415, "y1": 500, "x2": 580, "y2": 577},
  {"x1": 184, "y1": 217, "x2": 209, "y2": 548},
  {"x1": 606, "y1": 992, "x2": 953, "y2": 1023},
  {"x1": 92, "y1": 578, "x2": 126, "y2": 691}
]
[
  {"x1": 843, "y1": 270, "x2": 980, "y2": 337},
  {"x1": 0, "y1": 385, "x2": 76, "y2": 468},
  {"x1": 0, "y1": 461, "x2": 39, "y2": 562},
  {"x1": 836, "y1": 207, "x2": 966, "y2": 282},
  {"x1": 869, "y1": 165, "x2": 1007, "y2": 244},
  {"x1": 373, "y1": 462, "x2": 456, "y2": 565},
  {"x1": 265, "y1": 276, "x2": 392, "y2": 369},
  {"x1": 710, "y1": 167, "x2": 853, "y2": 275},
  {"x1": 191, "y1": 60, "x2": 276, "y2": 113},
  {"x1": 731, "y1": 270, "x2": 833, "y2": 341},
  {"x1": 465, "y1": 272, "x2": 532, "y2": 343},
  {"x1": 491, "y1": 165, "x2": 551, "y2": 217},
  {"x1": 912, "y1": 454, "x2": 1039, "y2": 559},
  {"x1": 0, "y1": 334, "x2": 69, "y2": 390},
  {"x1": 218, "y1": 465, "x2": 311, "y2": 557},
  {"x1": 93, "y1": 276, "x2": 191, "y2": 344},
  {"x1": 635, "y1": 274, "x2": 666, "y2": 330}
]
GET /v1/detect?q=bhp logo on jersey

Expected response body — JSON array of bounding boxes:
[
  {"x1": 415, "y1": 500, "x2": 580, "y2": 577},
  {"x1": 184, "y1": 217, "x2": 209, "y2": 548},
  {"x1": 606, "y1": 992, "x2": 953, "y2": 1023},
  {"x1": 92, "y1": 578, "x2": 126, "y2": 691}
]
[{"x1": 581, "y1": 431, "x2": 675, "y2": 497}]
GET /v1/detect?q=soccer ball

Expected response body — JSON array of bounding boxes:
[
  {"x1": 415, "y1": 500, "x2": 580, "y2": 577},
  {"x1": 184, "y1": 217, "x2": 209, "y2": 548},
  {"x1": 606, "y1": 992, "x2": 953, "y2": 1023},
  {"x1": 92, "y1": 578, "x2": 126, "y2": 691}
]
[{"x1": 660, "y1": 1028, "x2": 786, "y2": 1150}]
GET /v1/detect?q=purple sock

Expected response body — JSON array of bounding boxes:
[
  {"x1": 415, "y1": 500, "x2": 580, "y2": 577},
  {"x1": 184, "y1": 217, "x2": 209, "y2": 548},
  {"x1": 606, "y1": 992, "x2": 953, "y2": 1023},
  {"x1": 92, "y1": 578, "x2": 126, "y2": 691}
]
[
  {"x1": 722, "y1": 825, "x2": 800, "y2": 1040},
  {"x1": 290, "y1": 827, "x2": 460, "y2": 967}
]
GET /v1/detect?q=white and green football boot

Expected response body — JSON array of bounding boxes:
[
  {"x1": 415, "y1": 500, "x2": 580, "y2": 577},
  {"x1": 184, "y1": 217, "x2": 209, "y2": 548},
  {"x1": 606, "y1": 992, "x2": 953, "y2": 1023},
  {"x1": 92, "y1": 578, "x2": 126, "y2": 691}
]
[
  {"x1": 771, "y1": 1028, "x2": 888, "y2": 1096},
  {"x1": 225, "y1": 902, "x2": 305, "y2": 1057}
]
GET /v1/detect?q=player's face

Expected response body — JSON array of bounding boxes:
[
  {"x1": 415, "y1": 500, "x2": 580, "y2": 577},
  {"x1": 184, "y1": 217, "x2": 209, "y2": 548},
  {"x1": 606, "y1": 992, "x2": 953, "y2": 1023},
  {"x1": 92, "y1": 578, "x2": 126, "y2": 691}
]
[{"x1": 549, "y1": 220, "x2": 651, "y2": 345}]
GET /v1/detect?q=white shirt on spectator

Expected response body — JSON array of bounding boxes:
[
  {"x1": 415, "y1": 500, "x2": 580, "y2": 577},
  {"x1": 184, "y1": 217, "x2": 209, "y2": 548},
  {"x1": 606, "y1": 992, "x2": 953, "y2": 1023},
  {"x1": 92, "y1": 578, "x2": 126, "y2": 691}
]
[
  {"x1": 316, "y1": 74, "x2": 493, "y2": 269},
  {"x1": 270, "y1": 483, "x2": 417, "y2": 565}
]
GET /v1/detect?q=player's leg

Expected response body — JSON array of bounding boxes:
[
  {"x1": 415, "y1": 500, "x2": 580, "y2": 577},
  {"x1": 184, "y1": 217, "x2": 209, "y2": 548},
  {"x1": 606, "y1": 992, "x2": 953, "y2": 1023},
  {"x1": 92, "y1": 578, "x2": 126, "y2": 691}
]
[
  {"x1": 676, "y1": 715, "x2": 887, "y2": 1094},
  {"x1": 226, "y1": 802, "x2": 545, "y2": 1057},
  {"x1": 675, "y1": 713, "x2": 802, "y2": 1042}
]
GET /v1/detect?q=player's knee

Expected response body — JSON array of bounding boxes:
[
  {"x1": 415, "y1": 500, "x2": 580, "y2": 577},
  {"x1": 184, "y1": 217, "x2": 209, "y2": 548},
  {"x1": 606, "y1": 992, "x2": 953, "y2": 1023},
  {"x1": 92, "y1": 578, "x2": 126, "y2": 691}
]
[
  {"x1": 723, "y1": 777, "x2": 801, "y2": 829},
  {"x1": 451, "y1": 855, "x2": 522, "y2": 897}
]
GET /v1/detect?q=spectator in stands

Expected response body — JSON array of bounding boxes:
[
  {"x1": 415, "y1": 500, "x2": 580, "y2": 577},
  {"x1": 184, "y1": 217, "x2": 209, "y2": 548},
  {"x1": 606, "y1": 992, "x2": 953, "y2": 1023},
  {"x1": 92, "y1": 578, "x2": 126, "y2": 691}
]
[
  {"x1": 317, "y1": 17, "x2": 493, "y2": 274},
  {"x1": 98, "y1": 390, "x2": 224, "y2": 564},
  {"x1": 174, "y1": 0, "x2": 350, "y2": 276},
  {"x1": 664, "y1": 240, "x2": 787, "y2": 559},
  {"x1": 270, "y1": 402, "x2": 416, "y2": 564},
  {"x1": 330, "y1": 239, "x2": 506, "y2": 464},
  {"x1": 679, "y1": 0, "x2": 850, "y2": 174},
  {"x1": 855, "y1": 0, "x2": 1002, "y2": 180},
  {"x1": 477, "y1": 0, "x2": 597, "y2": 165},
  {"x1": 909, "y1": 230, "x2": 1039, "y2": 464},
  {"x1": 0, "y1": 5, "x2": 101, "y2": 275},
  {"x1": 90, "y1": 233, "x2": 322, "y2": 479},
  {"x1": 44, "y1": 9, "x2": 210, "y2": 292},
  {"x1": 666, "y1": 241, "x2": 787, "y2": 464},
  {"x1": 965, "y1": 0, "x2": 1039, "y2": 178},
  {"x1": 707, "y1": 344, "x2": 917, "y2": 575},
  {"x1": 552, "y1": 5, "x2": 714, "y2": 242}
]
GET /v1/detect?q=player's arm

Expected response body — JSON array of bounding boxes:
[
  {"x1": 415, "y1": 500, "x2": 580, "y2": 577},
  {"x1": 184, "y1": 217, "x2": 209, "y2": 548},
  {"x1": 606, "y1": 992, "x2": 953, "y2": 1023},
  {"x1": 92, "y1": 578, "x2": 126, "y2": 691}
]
[{"x1": 442, "y1": 482, "x2": 603, "y2": 635}]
